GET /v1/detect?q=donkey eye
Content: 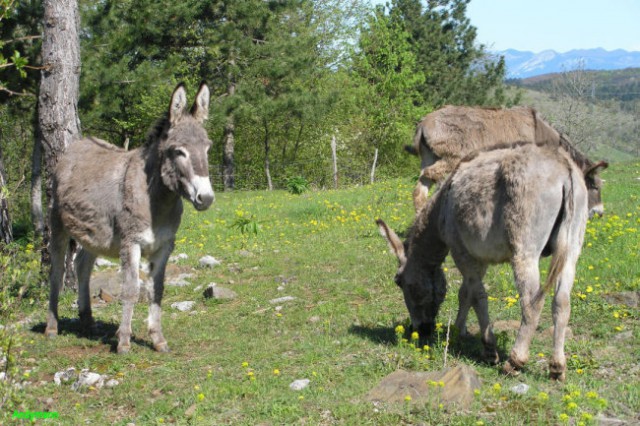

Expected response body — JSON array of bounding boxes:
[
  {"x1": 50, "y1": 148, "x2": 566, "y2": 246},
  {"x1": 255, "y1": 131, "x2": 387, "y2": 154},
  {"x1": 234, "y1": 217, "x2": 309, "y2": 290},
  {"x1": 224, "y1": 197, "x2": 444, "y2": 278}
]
[{"x1": 171, "y1": 147, "x2": 189, "y2": 158}]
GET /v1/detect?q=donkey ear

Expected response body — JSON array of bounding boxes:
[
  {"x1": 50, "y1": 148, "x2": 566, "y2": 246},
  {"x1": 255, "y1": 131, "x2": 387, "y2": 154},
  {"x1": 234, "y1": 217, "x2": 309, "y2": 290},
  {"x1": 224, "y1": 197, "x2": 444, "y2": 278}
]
[
  {"x1": 376, "y1": 219, "x2": 406, "y2": 265},
  {"x1": 191, "y1": 83, "x2": 210, "y2": 123},
  {"x1": 169, "y1": 83, "x2": 188, "y2": 124},
  {"x1": 586, "y1": 160, "x2": 608, "y2": 177}
]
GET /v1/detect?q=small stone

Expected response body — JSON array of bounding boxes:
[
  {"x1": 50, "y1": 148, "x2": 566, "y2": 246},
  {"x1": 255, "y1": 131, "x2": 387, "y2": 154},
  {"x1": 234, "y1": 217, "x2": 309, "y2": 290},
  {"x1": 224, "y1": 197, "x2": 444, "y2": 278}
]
[
  {"x1": 105, "y1": 379, "x2": 120, "y2": 388},
  {"x1": 166, "y1": 273, "x2": 193, "y2": 287},
  {"x1": 510, "y1": 383, "x2": 530, "y2": 395},
  {"x1": 171, "y1": 301, "x2": 196, "y2": 312},
  {"x1": 95, "y1": 258, "x2": 117, "y2": 268},
  {"x1": 269, "y1": 296, "x2": 296, "y2": 304},
  {"x1": 203, "y1": 284, "x2": 237, "y2": 300},
  {"x1": 169, "y1": 253, "x2": 189, "y2": 262},
  {"x1": 289, "y1": 379, "x2": 310, "y2": 391},
  {"x1": 54, "y1": 367, "x2": 76, "y2": 385},
  {"x1": 199, "y1": 255, "x2": 221, "y2": 268},
  {"x1": 72, "y1": 370, "x2": 104, "y2": 391}
]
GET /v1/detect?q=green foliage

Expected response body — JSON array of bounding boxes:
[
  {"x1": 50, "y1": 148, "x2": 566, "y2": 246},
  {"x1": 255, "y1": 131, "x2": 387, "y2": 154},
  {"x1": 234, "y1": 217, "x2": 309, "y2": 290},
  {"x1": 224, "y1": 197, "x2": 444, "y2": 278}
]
[
  {"x1": 230, "y1": 214, "x2": 261, "y2": 236},
  {"x1": 286, "y1": 176, "x2": 310, "y2": 195}
]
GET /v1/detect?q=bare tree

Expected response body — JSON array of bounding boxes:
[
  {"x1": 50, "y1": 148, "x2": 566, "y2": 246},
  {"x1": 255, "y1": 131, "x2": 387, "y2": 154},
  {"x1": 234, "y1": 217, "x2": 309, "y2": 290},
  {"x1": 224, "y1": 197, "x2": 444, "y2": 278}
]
[
  {"x1": 552, "y1": 60, "x2": 600, "y2": 153},
  {"x1": 0, "y1": 143, "x2": 12, "y2": 245},
  {"x1": 38, "y1": 0, "x2": 81, "y2": 284}
]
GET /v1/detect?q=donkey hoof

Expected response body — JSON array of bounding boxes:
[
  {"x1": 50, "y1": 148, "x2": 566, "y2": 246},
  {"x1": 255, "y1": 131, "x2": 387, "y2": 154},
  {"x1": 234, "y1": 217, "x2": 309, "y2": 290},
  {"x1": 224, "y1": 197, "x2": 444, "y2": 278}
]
[
  {"x1": 117, "y1": 344, "x2": 131, "y2": 354},
  {"x1": 549, "y1": 370, "x2": 566, "y2": 382},
  {"x1": 483, "y1": 348, "x2": 500, "y2": 365},
  {"x1": 501, "y1": 359, "x2": 522, "y2": 376},
  {"x1": 44, "y1": 328, "x2": 58, "y2": 338},
  {"x1": 154, "y1": 342, "x2": 170, "y2": 353}
]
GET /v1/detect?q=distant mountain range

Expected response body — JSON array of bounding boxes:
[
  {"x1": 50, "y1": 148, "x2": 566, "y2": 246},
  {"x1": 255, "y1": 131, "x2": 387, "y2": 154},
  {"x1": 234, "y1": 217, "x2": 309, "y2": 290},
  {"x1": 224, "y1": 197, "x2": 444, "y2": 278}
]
[{"x1": 499, "y1": 48, "x2": 640, "y2": 79}]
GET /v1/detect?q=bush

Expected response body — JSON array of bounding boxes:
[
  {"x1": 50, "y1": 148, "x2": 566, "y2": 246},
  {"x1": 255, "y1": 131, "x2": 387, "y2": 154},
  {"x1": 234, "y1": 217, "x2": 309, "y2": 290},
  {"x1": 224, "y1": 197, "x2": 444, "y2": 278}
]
[{"x1": 286, "y1": 176, "x2": 310, "y2": 195}]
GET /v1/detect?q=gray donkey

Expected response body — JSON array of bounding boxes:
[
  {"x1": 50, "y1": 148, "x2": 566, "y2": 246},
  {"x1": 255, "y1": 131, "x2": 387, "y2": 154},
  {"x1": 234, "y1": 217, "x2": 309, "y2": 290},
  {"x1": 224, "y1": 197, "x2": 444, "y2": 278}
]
[
  {"x1": 46, "y1": 83, "x2": 214, "y2": 354},
  {"x1": 378, "y1": 142, "x2": 589, "y2": 381}
]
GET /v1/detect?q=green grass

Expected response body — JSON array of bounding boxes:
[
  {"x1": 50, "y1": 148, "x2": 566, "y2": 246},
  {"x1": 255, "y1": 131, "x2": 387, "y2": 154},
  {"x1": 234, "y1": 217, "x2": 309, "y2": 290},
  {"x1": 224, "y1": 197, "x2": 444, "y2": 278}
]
[{"x1": 1, "y1": 163, "x2": 639, "y2": 425}]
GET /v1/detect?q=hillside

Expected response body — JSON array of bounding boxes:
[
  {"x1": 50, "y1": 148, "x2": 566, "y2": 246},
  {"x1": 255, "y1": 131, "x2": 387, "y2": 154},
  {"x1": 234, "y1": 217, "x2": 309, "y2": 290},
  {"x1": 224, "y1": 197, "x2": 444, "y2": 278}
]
[
  {"x1": 511, "y1": 68, "x2": 640, "y2": 107},
  {"x1": 509, "y1": 86, "x2": 639, "y2": 161},
  {"x1": 500, "y1": 48, "x2": 640, "y2": 78}
]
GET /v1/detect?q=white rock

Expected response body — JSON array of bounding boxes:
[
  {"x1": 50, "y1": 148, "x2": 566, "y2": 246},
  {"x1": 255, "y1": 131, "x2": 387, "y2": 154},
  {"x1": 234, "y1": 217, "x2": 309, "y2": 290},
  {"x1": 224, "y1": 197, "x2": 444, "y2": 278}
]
[
  {"x1": 72, "y1": 370, "x2": 104, "y2": 390},
  {"x1": 95, "y1": 258, "x2": 116, "y2": 267},
  {"x1": 166, "y1": 273, "x2": 193, "y2": 287},
  {"x1": 269, "y1": 296, "x2": 296, "y2": 304},
  {"x1": 169, "y1": 253, "x2": 189, "y2": 262},
  {"x1": 510, "y1": 383, "x2": 530, "y2": 395},
  {"x1": 289, "y1": 379, "x2": 310, "y2": 391},
  {"x1": 105, "y1": 379, "x2": 120, "y2": 388},
  {"x1": 54, "y1": 367, "x2": 77, "y2": 385},
  {"x1": 171, "y1": 301, "x2": 196, "y2": 312},
  {"x1": 199, "y1": 255, "x2": 221, "y2": 267}
]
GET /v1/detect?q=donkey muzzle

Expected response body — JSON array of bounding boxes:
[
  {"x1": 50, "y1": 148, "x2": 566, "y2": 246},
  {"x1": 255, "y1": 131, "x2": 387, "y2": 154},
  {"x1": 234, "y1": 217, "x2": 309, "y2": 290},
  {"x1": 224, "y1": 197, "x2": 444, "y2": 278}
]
[{"x1": 190, "y1": 175, "x2": 214, "y2": 211}]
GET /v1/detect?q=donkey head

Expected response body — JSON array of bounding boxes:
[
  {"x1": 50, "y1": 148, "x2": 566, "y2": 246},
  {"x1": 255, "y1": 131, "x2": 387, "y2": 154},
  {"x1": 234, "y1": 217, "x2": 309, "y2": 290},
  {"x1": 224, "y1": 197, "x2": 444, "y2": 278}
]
[
  {"x1": 377, "y1": 220, "x2": 446, "y2": 339},
  {"x1": 584, "y1": 161, "x2": 608, "y2": 218},
  {"x1": 161, "y1": 83, "x2": 214, "y2": 211}
]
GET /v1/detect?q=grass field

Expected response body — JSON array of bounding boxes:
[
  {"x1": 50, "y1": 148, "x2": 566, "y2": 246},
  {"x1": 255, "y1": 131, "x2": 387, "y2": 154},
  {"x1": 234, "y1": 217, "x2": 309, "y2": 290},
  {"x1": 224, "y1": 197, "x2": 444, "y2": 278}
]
[{"x1": 1, "y1": 162, "x2": 639, "y2": 425}]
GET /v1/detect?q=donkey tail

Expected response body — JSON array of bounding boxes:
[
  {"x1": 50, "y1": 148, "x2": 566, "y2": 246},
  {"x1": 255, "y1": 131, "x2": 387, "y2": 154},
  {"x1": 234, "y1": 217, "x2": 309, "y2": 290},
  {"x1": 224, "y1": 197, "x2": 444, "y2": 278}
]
[{"x1": 535, "y1": 178, "x2": 577, "y2": 302}]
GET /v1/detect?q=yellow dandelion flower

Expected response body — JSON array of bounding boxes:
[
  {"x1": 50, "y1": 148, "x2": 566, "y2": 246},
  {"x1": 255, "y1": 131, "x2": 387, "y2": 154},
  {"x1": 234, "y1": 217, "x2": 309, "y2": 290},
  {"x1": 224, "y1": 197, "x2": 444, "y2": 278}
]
[
  {"x1": 194, "y1": 385, "x2": 200, "y2": 391},
  {"x1": 242, "y1": 362, "x2": 249, "y2": 368},
  {"x1": 586, "y1": 391, "x2": 598, "y2": 399},
  {"x1": 395, "y1": 325, "x2": 405, "y2": 334},
  {"x1": 197, "y1": 393, "x2": 205, "y2": 401},
  {"x1": 474, "y1": 389, "x2": 481, "y2": 396},
  {"x1": 576, "y1": 368, "x2": 584, "y2": 374},
  {"x1": 492, "y1": 383, "x2": 501, "y2": 392},
  {"x1": 273, "y1": 369, "x2": 280, "y2": 376},
  {"x1": 404, "y1": 395, "x2": 412, "y2": 402},
  {"x1": 586, "y1": 286, "x2": 593, "y2": 293},
  {"x1": 537, "y1": 392, "x2": 549, "y2": 402},
  {"x1": 558, "y1": 413, "x2": 569, "y2": 422},
  {"x1": 411, "y1": 331, "x2": 419, "y2": 341}
]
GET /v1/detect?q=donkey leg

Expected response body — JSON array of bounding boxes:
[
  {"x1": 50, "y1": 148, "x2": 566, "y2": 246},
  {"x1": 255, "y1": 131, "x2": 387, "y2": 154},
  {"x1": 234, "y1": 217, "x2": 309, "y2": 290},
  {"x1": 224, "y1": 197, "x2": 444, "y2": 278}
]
[
  {"x1": 503, "y1": 258, "x2": 544, "y2": 376},
  {"x1": 75, "y1": 248, "x2": 97, "y2": 334},
  {"x1": 116, "y1": 244, "x2": 141, "y2": 354},
  {"x1": 46, "y1": 222, "x2": 69, "y2": 337},
  {"x1": 549, "y1": 260, "x2": 578, "y2": 382},
  {"x1": 471, "y1": 283, "x2": 499, "y2": 365},
  {"x1": 454, "y1": 281, "x2": 472, "y2": 336},
  {"x1": 146, "y1": 244, "x2": 173, "y2": 353}
]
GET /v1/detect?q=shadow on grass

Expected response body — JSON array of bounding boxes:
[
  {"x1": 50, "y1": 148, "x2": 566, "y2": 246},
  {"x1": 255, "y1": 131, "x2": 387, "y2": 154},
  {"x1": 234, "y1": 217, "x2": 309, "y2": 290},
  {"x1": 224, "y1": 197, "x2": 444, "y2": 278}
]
[
  {"x1": 30, "y1": 319, "x2": 155, "y2": 353},
  {"x1": 349, "y1": 324, "x2": 397, "y2": 345},
  {"x1": 350, "y1": 323, "x2": 512, "y2": 367}
]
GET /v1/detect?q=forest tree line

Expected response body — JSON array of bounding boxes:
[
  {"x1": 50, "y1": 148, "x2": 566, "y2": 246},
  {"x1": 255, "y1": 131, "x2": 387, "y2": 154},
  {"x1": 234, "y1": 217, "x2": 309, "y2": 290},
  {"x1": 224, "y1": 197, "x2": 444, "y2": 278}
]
[{"x1": 1, "y1": 0, "x2": 512, "y2": 236}]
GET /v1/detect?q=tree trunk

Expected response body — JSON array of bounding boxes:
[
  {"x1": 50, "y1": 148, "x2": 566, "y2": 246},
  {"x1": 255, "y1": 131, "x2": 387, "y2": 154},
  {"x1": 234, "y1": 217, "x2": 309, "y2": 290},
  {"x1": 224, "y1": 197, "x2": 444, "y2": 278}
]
[
  {"x1": 31, "y1": 119, "x2": 44, "y2": 238},
  {"x1": 0, "y1": 145, "x2": 13, "y2": 245},
  {"x1": 222, "y1": 60, "x2": 236, "y2": 191},
  {"x1": 222, "y1": 113, "x2": 235, "y2": 190},
  {"x1": 263, "y1": 119, "x2": 273, "y2": 191},
  {"x1": 39, "y1": 0, "x2": 81, "y2": 287}
]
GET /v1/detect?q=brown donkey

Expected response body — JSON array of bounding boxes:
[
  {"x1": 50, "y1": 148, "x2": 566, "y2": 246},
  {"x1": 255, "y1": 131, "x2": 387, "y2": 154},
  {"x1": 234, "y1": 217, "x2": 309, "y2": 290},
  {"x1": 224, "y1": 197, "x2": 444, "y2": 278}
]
[
  {"x1": 407, "y1": 105, "x2": 607, "y2": 217},
  {"x1": 46, "y1": 83, "x2": 214, "y2": 353},
  {"x1": 379, "y1": 142, "x2": 589, "y2": 381}
]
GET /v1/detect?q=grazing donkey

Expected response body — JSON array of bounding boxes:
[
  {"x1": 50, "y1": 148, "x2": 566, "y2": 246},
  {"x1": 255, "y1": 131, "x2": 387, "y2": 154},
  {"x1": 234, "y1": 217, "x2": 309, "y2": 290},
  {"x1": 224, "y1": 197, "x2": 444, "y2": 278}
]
[
  {"x1": 406, "y1": 105, "x2": 608, "y2": 217},
  {"x1": 46, "y1": 83, "x2": 214, "y2": 354},
  {"x1": 378, "y1": 142, "x2": 589, "y2": 381}
]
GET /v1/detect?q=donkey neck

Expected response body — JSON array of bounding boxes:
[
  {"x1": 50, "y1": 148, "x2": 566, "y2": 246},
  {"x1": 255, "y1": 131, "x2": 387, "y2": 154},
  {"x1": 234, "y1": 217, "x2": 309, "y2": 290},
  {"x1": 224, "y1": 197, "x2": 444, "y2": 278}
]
[{"x1": 141, "y1": 139, "x2": 180, "y2": 209}]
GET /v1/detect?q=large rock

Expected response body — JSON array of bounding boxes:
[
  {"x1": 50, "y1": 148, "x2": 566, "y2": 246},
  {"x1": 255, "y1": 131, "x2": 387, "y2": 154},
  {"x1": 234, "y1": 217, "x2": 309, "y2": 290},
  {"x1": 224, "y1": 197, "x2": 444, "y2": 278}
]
[
  {"x1": 366, "y1": 364, "x2": 481, "y2": 409},
  {"x1": 602, "y1": 291, "x2": 640, "y2": 308}
]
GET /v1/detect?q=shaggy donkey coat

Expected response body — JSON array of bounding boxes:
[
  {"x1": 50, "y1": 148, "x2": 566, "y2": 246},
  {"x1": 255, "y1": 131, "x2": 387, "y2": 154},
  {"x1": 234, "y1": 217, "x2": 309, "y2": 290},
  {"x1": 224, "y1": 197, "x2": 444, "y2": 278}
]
[
  {"x1": 46, "y1": 83, "x2": 214, "y2": 353},
  {"x1": 379, "y1": 142, "x2": 589, "y2": 381},
  {"x1": 407, "y1": 105, "x2": 607, "y2": 217}
]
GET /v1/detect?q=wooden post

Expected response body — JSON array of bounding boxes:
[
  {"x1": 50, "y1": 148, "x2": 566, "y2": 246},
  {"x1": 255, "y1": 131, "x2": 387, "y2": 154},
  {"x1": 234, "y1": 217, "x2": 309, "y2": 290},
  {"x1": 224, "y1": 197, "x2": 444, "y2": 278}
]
[
  {"x1": 370, "y1": 148, "x2": 378, "y2": 184},
  {"x1": 331, "y1": 136, "x2": 338, "y2": 189}
]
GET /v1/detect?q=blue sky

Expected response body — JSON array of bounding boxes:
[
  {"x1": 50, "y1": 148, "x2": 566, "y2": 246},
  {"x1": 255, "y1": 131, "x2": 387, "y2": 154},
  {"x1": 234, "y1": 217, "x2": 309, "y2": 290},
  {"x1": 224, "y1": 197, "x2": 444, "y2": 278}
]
[
  {"x1": 466, "y1": 0, "x2": 640, "y2": 53},
  {"x1": 371, "y1": 0, "x2": 640, "y2": 53}
]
